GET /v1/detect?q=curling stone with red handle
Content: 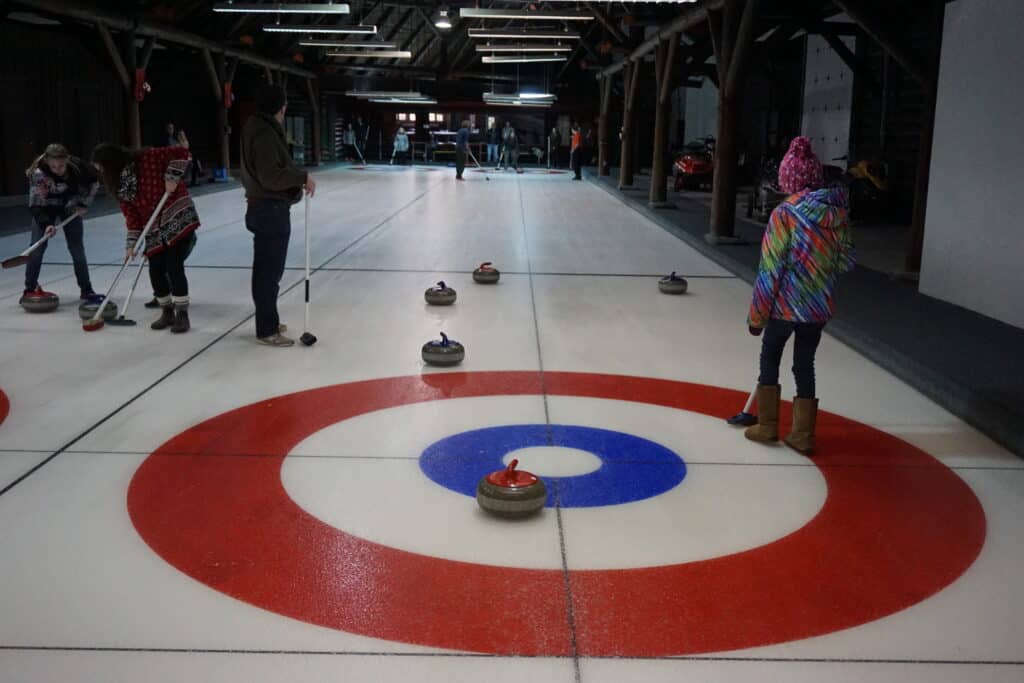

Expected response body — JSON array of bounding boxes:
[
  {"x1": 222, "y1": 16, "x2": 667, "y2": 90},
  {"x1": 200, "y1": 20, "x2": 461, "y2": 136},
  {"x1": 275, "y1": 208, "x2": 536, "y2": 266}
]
[{"x1": 476, "y1": 459, "x2": 547, "y2": 518}]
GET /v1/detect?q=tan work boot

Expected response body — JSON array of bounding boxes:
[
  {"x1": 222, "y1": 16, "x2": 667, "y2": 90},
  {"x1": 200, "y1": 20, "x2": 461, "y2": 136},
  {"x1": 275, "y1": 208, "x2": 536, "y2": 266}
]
[
  {"x1": 785, "y1": 397, "x2": 819, "y2": 455},
  {"x1": 744, "y1": 384, "x2": 781, "y2": 443}
]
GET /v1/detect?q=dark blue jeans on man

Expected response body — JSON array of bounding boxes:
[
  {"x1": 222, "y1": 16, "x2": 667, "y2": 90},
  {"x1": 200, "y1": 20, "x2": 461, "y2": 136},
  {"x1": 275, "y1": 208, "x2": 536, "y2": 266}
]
[
  {"x1": 25, "y1": 215, "x2": 92, "y2": 296},
  {"x1": 245, "y1": 199, "x2": 291, "y2": 339}
]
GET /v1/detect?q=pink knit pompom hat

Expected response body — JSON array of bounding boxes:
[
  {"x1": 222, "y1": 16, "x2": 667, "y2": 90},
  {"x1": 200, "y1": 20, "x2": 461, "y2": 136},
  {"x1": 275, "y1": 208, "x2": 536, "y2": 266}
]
[{"x1": 778, "y1": 136, "x2": 823, "y2": 195}]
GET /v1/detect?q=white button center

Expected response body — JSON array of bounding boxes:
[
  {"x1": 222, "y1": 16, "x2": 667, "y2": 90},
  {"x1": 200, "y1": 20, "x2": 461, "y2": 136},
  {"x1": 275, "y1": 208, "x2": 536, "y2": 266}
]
[{"x1": 502, "y1": 447, "x2": 603, "y2": 477}]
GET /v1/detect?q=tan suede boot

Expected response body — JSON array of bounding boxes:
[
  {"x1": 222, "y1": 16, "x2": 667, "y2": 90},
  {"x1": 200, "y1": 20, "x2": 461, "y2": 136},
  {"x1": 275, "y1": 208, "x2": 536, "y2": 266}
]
[
  {"x1": 744, "y1": 384, "x2": 781, "y2": 443},
  {"x1": 785, "y1": 397, "x2": 819, "y2": 455}
]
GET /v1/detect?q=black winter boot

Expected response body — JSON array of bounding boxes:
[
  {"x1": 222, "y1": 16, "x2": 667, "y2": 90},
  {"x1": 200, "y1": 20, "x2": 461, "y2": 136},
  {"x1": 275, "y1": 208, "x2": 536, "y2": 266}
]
[
  {"x1": 151, "y1": 305, "x2": 174, "y2": 330},
  {"x1": 171, "y1": 304, "x2": 190, "y2": 334}
]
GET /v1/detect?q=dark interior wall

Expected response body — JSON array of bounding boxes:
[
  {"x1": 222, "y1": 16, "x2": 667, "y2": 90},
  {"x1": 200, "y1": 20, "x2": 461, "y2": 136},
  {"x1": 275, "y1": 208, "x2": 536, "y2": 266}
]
[
  {"x1": 0, "y1": 17, "x2": 281, "y2": 195},
  {"x1": 0, "y1": 20, "x2": 124, "y2": 196}
]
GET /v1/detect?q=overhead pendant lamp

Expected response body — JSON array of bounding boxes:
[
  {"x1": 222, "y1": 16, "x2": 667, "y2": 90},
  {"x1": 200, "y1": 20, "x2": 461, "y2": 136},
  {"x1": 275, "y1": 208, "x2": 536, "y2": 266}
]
[
  {"x1": 468, "y1": 28, "x2": 580, "y2": 40},
  {"x1": 459, "y1": 8, "x2": 592, "y2": 21},
  {"x1": 481, "y1": 55, "x2": 567, "y2": 64},
  {"x1": 214, "y1": 2, "x2": 350, "y2": 13},
  {"x1": 434, "y1": 7, "x2": 453, "y2": 29},
  {"x1": 264, "y1": 24, "x2": 377, "y2": 34}
]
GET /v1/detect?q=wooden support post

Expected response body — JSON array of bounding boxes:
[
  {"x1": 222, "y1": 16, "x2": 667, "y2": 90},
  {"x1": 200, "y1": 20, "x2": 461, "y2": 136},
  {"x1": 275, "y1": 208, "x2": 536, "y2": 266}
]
[
  {"x1": 122, "y1": 30, "x2": 141, "y2": 148},
  {"x1": 138, "y1": 36, "x2": 156, "y2": 70},
  {"x1": 96, "y1": 23, "x2": 130, "y2": 89},
  {"x1": 707, "y1": 0, "x2": 761, "y2": 243},
  {"x1": 832, "y1": 0, "x2": 928, "y2": 85},
  {"x1": 618, "y1": 62, "x2": 640, "y2": 189},
  {"x1": 214, "y1": 52, "x2": 230, "y2": 172},
  {"x1": 585, "y1": 2, "x2": 627, "y2": 44},
  {"x1": 201, "y1": 48, "x2": 222, "y2": 100},
  {"x1": 904, "y1": 1, "x2": 944, "y2": 274},
  {"x1": 650, "y1": 35, "x2": 678, "y2": 207},
  {"x1": 306, "y1": 78, "x2": 322, "y2": 166},
  {"x1": 598, "y1": 75, "x2": 614, "y2": 176}
]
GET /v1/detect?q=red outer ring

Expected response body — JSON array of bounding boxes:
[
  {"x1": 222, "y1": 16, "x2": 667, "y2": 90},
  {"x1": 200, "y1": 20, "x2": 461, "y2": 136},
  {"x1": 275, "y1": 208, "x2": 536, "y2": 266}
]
[
  {"x1": 0, "y1": 389, "x2": 9, "y2": 428},
  {"x1": 127, "y1": 371, "x2": 986, "y2": 656}
]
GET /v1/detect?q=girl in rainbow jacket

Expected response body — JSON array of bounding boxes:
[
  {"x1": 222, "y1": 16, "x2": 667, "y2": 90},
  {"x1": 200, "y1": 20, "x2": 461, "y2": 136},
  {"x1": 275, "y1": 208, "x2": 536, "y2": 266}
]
[{"x1": 745, "y1": 136, "x2": 855, "y2": 454}]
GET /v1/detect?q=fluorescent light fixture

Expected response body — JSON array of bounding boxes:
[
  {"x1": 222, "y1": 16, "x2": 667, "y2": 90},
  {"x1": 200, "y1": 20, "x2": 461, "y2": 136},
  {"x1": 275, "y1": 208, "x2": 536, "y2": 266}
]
[
  {"x1": 214, "y1": 2, "x2": 350, "y2": 13},
  {"x1": 434, "y1": 8, "x2": 452, "y2": 29},
  {"x1": 300, "y1": 40, "x2": 397, "y2": 48},
  {"x1": 369, "y1": 98, "x2": 438, "y2": 104},
  {"x1": 482, "y1": 98, "x2": 553, "y2": 108},
  {"x1": 327, "y1": 50, "x2": 411, "y2": 58},
  {"x1": 482, "y1": 55, "x2": 567, "y2": 64},
  {"x1": 469, "y1": 28, "x2": 579, "y2": 40},
  {"x1": 484, "y1": 92, "x2": 556, "y2": 100},
  {"x1": 346, "y1": 90, "x2": 426, "y2": 98},
  {"x1": 264, "y1": 24, "x2": 376, "y2": 33},
  {"x1": 460, "y1": 8, "x2": 592, "y2": 21},
  {"x1": 475, "y1": 43, "x2": 572, "y2": 52}
]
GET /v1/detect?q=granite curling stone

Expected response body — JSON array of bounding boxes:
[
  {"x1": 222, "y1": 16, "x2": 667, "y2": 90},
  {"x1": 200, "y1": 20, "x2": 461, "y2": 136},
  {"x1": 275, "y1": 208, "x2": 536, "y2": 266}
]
[
  {"x1": 421, "y1": 332, "x2": 465, "y2": 366},
  {"x1": 658, "y1": 271, "x2": 688, "y2": 295},
  {"x1": 19, "y1": 290, "x2": 59, "y2": 313},
  {"x1": 78, "y1": 299, "x2": 118, "y2": 321},
  {"x1": 472, "y1": 261, "x2": 500, "y2": 284},
  {"x1": 425, "y1": 280, "x2": 457, "y2": 306},
  {"x1": 476, "y1": 459, "x2": 547, "y2": 518}
]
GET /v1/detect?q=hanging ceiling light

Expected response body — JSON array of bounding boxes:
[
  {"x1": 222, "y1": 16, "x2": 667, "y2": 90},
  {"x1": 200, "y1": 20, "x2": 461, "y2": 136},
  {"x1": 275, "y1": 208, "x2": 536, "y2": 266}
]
[
  {"x1": 468, "y1": 28, "x2": 580, "y2": 40},
  {"x1": 327, "y1": 50, "x2": 412, "y2": 59},
  {"x1": 459, "y1": 8, "x2": 592, "y2": 21},
  {"x1": 484, "y1": 92, "x2": 557, "y2": 102},
  {"x1": 434, "y1": 7, "x2": 453, "y2": 30},
  {"x1": 264, "y1": 24, "x2": 376, "y2": 33},
  {"x1": 475, "y1": 43, "x2": 572, "y2": 52},
  {"x1": 214, "y1": 2, "x2": 350, "y2": 13},
  {"x1": 299, "y1": 40, "x2": 397, "y2": 48},
  {"x1": 369, "y1": 97, "x2": 438, "y2": 104},
  {"x1": 481, "y1": 55, "x2": 567, "y2": 64},
  {"x1": 346, "y1": 90, "x2": 428, "y2": 99}
]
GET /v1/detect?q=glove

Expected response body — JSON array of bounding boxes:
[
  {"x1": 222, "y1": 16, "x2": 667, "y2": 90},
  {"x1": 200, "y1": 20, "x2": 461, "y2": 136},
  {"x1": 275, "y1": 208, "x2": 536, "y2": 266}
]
[{"x1": 749, "y1": 325, "x2": 764, "y2": 337}]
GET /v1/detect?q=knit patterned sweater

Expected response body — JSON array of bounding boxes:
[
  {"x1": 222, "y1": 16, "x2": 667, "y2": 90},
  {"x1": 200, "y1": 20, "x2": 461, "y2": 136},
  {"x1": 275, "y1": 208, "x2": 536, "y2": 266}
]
[
  {"x1": 748, "y1": 186, "x2": 855, "y2": 328},
  {"x1": 116, "y1": 147, "x2": 199, "y2": 256},
  {"x1": 27, "y1": 158, "x2": 98, "y2": 226}
]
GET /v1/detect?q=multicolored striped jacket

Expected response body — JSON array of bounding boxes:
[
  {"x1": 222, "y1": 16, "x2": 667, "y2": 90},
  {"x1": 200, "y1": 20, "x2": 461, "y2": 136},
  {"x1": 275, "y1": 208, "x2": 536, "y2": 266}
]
[{"x1": 748, "y1": 186, "x2": 855, "y2": 328}]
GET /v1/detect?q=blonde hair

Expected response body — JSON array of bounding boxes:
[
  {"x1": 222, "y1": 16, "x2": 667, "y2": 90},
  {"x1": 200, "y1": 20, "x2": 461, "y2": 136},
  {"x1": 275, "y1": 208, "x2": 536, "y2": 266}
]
[{"x1": 26, "y1": 143, "x2": 77, "y2": 178}]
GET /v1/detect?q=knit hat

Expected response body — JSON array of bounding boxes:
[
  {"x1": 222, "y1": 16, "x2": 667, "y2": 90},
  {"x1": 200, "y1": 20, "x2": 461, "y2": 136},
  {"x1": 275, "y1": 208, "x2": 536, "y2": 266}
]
[{"x1": 778, "y1": 136, "x2": 823, "y2": 195}]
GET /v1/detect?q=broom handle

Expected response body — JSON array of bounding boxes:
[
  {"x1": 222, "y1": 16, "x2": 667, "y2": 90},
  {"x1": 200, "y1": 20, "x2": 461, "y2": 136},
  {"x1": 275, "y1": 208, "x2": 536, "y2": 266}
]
[
  {"x1": 89, "y1": 191, "x2": 171, "y2": 324},
  {"x1": 20, "y1": 214, "x2": 77, "y2": 257},
  {"x1": 304, "y1": 193, "x2": 311, "y2": 332},
  {"x1": 743, "y1": 385, "x2": 757, "y2": 414}
]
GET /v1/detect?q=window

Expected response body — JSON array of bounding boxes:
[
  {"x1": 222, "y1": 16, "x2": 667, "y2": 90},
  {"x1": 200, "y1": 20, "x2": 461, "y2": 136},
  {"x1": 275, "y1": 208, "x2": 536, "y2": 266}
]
[
  {"x1": 487, "y1": 116, "x2": 496, "y2": 130},
  {"x1": 429, "y1": 112, "x2": 443, "y2": 123},
  {"x1": 407, "y1": 113, "x2": 416, "y2": 122},
  {"x1": 396, "y1": 113, "x2": 407, "y2": 121}
]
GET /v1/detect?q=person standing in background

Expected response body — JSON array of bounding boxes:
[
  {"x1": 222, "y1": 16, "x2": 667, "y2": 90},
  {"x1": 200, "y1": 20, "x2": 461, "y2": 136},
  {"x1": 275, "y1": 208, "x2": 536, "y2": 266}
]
[
  {"x1": 486, "y1": 123, "x2": 500, "y2": 164},
  {"x1": 393, "y1": 127, "x2": 410, "y2": 165},
  {"x1": 454, "y1": 120, "x2": 469, "y2": 181},
  {"x1": 549, "y1": 127, "x2": 561, "y2": 168},
  {"x1": 239, "y1": 84, "x2": 317, "y2": 348},
  {"x1": 355, "y1": 116, "x2": 369, "y2": 160},
  {"x1": 570, "y1": 123, "x2": 583, "y2": 180}
]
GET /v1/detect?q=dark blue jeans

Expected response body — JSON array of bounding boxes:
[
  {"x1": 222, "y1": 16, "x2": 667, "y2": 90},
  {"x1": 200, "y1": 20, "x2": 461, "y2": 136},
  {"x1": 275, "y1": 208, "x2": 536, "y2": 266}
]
[
  {"x1": 25, "y1": 216, "x2": 92, "y2": 295},
  {"x1": 246, "y1": 199, "x2": 292, "y2": 338},
  {"x1": 758, "y1": 319, "x2": 825, "y2": 399}
]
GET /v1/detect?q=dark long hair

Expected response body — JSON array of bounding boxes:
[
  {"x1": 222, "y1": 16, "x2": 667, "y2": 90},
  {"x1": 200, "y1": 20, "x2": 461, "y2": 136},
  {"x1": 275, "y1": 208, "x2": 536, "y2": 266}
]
[{"x1": 91, "y1": 143, "x2": 138, "y2": 197}]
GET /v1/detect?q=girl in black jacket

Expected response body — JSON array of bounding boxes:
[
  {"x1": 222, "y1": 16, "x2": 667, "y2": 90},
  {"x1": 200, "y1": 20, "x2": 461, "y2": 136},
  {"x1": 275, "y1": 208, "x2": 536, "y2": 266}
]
[{"x1": 23, "y1": 144, "x2": 102, "y2": 304}]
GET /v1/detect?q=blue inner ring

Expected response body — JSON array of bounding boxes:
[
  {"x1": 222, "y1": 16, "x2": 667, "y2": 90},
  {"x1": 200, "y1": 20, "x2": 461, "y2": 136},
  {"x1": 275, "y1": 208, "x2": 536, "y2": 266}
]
[{"x1": 419, "y1": 424, "x2": 686, "y2": 508}]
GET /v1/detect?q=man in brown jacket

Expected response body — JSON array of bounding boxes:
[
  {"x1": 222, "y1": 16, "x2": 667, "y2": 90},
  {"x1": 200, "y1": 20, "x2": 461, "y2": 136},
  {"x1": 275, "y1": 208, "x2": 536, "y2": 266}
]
[{"x1": 240, "y1": 84, "x2": 316, "y2": 347}]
